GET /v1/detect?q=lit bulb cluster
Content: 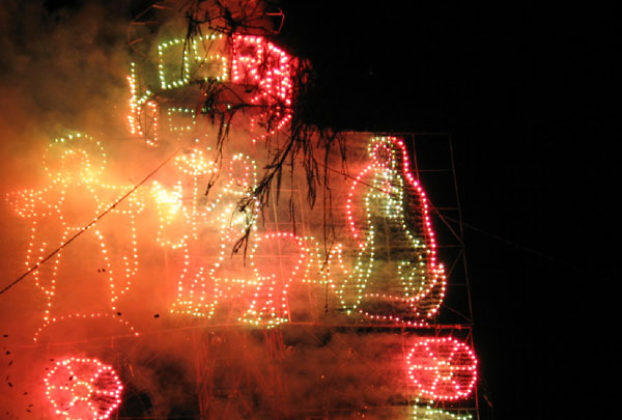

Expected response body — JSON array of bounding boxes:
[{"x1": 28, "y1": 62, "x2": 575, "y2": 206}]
[
  {"x1": 127, "y1": 31, "x2": 293, "y2": 144},
  {"x1": 231, "y1": 34, "x2": 293, "y2": 143},
  {"x1": 7, "y1": 132, "x2": 143, "y2": 341},
  {"x1": 158, "y1": 156, "x2": 337, "y2": 325},
  {"x1": 411, "y1": 398, "x2": 473, "y2": 420},
  {"x1": 153, "y1": 147, "x2": 217, "y2": 247},
  {"x1": 157, "y1": 32, "x2": 227, "y2": 90},
  {"x1": 406, "y1": 337, "x2": 478, "y2": 401},
  {"x1": 339, "y1": 137, "x2": 446, "y2": 322},
  {"x1": 44, "y1": 357, "x2": 123, "y2": 420},
  {"x1": 128, "y1": 32, "x2": 227, "y2": 145},
  {"x1": 154, "y1": 148, "x2": 219, "y2": 318},
  {"x1": 166, "y1": 107, "x2": 196, "y2": 133},
  {"x1": 209, "y1": 229, "x2": 335, "y2": 326}
]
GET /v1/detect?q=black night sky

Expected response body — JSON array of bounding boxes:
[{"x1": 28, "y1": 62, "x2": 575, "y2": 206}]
[
  {"x1": 3, "y1": 1, "x2": 618, "y2": 419},
  {"x1": 277, "y1": 1, "x2": 618, "y2": 419}
]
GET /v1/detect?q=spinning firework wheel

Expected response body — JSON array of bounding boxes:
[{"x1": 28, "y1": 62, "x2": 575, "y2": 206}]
[
  {"x1": 406, "y1": 337, "x2": 478, "y2": 401},
  {"x1": 44, "y1": 357, "x2": 123, "y2": 420}
]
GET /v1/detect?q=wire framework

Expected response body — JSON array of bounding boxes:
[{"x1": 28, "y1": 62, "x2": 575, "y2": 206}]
[{"x1": 172, "y1": 131, "x2": 481, "y2": 419}]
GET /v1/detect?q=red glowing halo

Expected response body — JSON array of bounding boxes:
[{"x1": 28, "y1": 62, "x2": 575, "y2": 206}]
[
  {"x1": 44, "y1": 357, "x2": 123, "y2": 420},
  {"x1": 406, "y1": 337, "x2": 477, "y2": 401}
]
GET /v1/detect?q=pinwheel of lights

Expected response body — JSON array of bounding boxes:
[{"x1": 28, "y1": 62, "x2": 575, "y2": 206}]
[
  {"x1": 44, "y1": 357, "x2": 123, "y2": 420},
  {"x1": 406, "y1": 337, "x2": 478, "y2": 401}
]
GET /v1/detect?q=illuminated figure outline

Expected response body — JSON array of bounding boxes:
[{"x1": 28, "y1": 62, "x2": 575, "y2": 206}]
[
  {"x1": 339, "y1": 136, "x2": 447, "y2": 324},
  {"x1": 7, "y1": 132, "x2": 143, "y2": 341},
  {"x1": 153, "y1": 149, "x2": 262, "y2": 318}
]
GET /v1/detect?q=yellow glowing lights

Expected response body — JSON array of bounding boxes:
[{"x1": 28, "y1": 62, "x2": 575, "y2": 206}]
[
  {"x1": 157, "y1": 33, "x2": 228, "y2": 90},
  {"x1": 231, "y1": 34, "x2": 293, "y2": 143},
  {"x1": 240, "y1": 232, "x2": 312, "y2": 327},
  {"x1": 167, "y1": 107, "x2": 197, "y2": 133},
  {"x1": 152, "y1": 150, "x2": 261, "y2": 319},
  {"x1": 411, "y1": 399, "x2": 473, "y2": 420},
  {"x1": 7, "y1": 132, "x2": 143, "y2": 341}
]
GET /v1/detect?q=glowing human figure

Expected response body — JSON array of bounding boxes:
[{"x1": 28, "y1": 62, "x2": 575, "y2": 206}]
[
  {"x1": 206, "y1": 153, "x2": 261, "y2": 313},
  {"x1": 152, "y1": 147, "x2": 221, "y2": 317},
  {"x1": 339, "y1": 136, "x2": 446, "y2": 324},
  {"x1": 7, "y1": 133, "x2": 143, "y2": 341},
  {"x1": 155, "y1": 150, "x2": 265, "y2": 319}
]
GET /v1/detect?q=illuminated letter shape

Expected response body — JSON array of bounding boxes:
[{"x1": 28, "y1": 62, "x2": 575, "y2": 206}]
[
  {"x1": 406, "y1": 337, "x2": 477, "y2": 401},
  {"x1": 166, "y1": 107, "x2": 196, "y2": 134},
  {"x1": 7, "y1": 133, "x2": 143, "y2": 341},
  {"x1": 157, "y1": 33, "x2": 227, "y2": 90},
  {"x1": 231, "y1": 34, "x2": 293, "y2": 143},
  {"x1": 340, "y1": 136, "x2": 446, "y2": 324},
  {"x1": 239, "y1": 232, "x2": 313, "y2": 327},
  {"x1": 44, "y1": 357, "x2": 123, "y2": 420},
  {"x1": 157, "y1": 37, "x2": 192, "y2": 90}
]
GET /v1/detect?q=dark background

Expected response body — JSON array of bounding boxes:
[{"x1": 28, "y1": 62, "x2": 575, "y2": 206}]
[{"x1": 277, "y1": 1, "x2": 618, "y2": 419}]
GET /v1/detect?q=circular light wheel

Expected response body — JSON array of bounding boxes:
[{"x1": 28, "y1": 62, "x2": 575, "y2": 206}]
[
  {"x1": 406, "y1": 337, "x2": 477, "y2": 401},
  {"x1": 44, "y1": 357, "x2": 123, "y2": 419}
]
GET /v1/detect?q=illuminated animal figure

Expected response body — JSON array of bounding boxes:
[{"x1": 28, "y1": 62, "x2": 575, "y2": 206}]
[
  {"x1": 238, "y1": 231, "x2": 321, "y2": 327},
  {"x1": 338, "y1": 136, "x2": 446, "y2": 324},
  {"x1": 7, "y1": 132, "x2": 143, "y2": 341}
]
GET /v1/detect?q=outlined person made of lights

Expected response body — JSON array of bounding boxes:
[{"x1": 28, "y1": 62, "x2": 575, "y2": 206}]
[
  {"x1": 6, "y1": 133, "x2": 143, "y2": 341},
  {"x1": 339, "y1": 136, "x2": 446, "y2": 324},
  {"x1": 153, "y1": 149, "x2": 261, "y2": 318},
  {"x1": 197, "y1": 152, "x2": 261, "y2": 318}
]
